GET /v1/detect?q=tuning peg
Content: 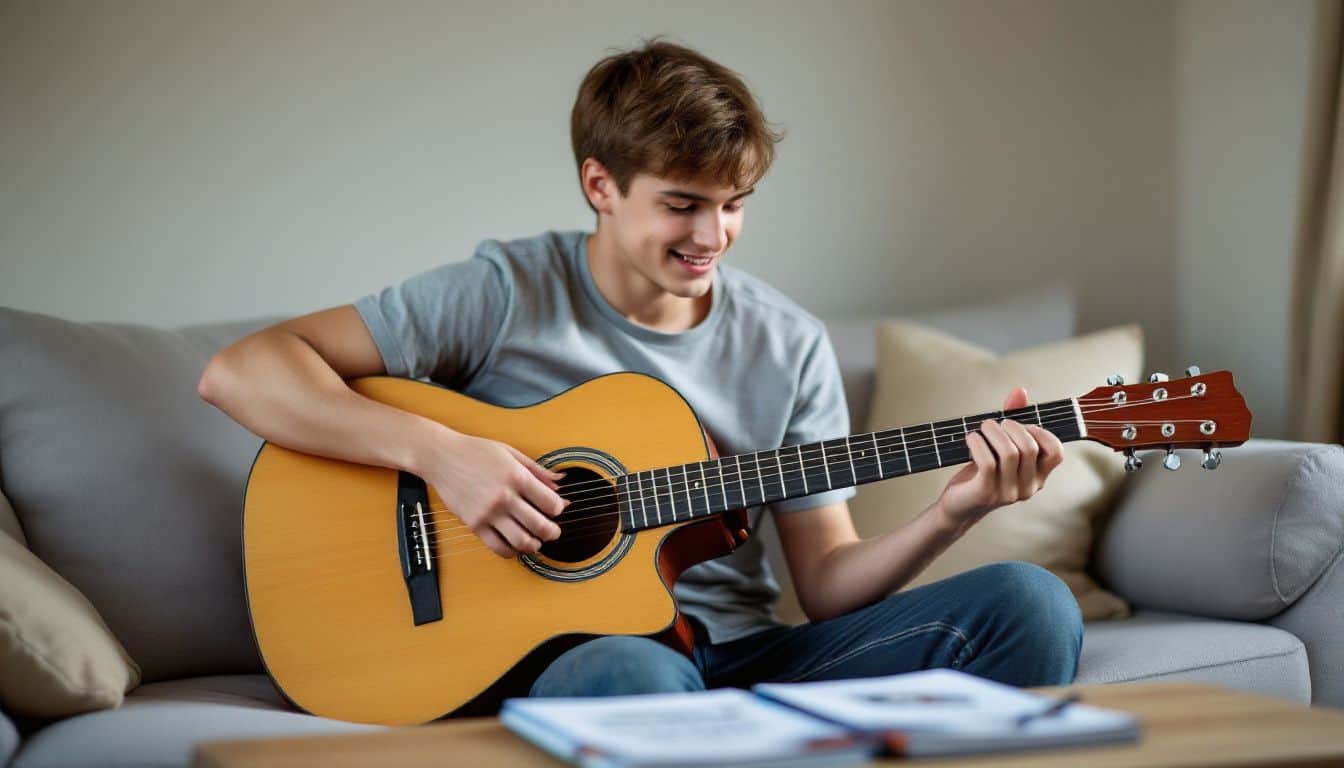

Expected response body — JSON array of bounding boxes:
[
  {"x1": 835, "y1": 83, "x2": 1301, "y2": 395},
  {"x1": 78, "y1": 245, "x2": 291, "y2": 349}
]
[
  {"x1": 1123, "y1": 449, "x2": 1143, "y2": 472},
  {"x1": 1163, "y1": 448, "x2": 1181, "y2": 471},
  {"x1": 1185, "y1": 365, "x2": 1201, "y2": 377},
  {"x1": 1201, "y1": 448, "x2": 1221, "y2": 470},
  {"x1": 1148, "y1": 372, "x2": 1170, "y2": 383},
  {"x1": 1107, "y1": 374, "x2": 1126, "y2": 386}
]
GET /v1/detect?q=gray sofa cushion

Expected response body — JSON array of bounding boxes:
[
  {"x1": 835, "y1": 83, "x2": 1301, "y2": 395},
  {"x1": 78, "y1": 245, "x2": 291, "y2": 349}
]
[
  {"x1": 1096, "y1": 440, "x2": 1344, "y2": 621},
  {"x1": 1077, "y1": 611, "x2": 1310, "y2": 703},
  {"x1": 0, "y1": 308, "x2": 277, "y2": 683},
  {"x1": 10, "y1": 676, "x2": 380, "y2": 768},
  {"x1": 0, "y1": 709, "x2": 16, "y2": 768}
]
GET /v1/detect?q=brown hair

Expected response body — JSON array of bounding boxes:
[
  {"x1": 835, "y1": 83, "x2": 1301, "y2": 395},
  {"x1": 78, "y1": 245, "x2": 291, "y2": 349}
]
[{"x1": 571, "y1": 38, "x2": 784, "y2": 210}]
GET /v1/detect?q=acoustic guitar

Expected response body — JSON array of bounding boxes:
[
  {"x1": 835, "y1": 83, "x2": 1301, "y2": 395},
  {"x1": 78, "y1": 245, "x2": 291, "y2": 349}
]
[{"x1": 242, "y1": 368, "x2": 1250, "y2": 724}]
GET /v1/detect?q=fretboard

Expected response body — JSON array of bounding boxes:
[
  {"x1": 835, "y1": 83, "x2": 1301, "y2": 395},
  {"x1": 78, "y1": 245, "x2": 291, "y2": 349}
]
[{"x1": 617, "y1": 398, "x2": 1084, "y2": 532}]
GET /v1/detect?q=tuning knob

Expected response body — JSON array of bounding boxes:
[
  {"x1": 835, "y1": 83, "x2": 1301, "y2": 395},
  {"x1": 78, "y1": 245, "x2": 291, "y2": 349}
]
[
  {"x1": 1107, "y1": 374, "x2": 1126, "y2": 386},
  {"x1": 1202, "y1": 448, "x2": 1221, "y2": 470},
  {"x1": 1185, "y1": 365, "x2": 1201, "y2": 377},
  {"x1": 1163, "y1": 448, "x2": 1181, "y2": 471},
  {"x1": 1124, "y1": 449, "x2": 1143, "y2": 472},
  {"x1": 1148, "y1": 372, "x2": 1170, "y2": 383}
]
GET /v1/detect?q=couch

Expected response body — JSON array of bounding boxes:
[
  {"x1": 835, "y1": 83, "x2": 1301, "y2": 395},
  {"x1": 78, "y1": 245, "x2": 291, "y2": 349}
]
[{"x1": 1, "y1": 289, "x2": 1341, "y2": 768}]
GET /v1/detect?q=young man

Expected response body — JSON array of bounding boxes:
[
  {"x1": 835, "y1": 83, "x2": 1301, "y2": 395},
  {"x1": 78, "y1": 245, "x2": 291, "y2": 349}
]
[{"x1": 199, "y1": 40, "x2": 1082, "y2": 700}]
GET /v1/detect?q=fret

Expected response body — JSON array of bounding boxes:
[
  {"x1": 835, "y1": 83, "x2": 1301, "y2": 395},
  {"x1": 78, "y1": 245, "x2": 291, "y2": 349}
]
[
  {"x1": 899, "y1": 427, "x2": 911, "y2": 473},
  {"x1": 819, "y1": 438, "x2": 842, "y2": 489},
  {"x1": 735, "y1": 455, "x2": 746, "y2": 509},
  {"x1": 1032, "y1": 403, "x2": 1043, "y2": 427},
  {"x1": 904, "y1": 424, "x2": 938, "y2": 472},
  {"x1": 630, "y1": 474, "x2": 645, "y2": 528},
  {"x1": 933, "y1": 418, "x2": 968, "y2": 467},
  {"x1": 870, "y1": 430, "x2": 888, "y2": 480},
  {"x1": 780, "y1": 445, "x2": 808, "y2": 499},
  {"x1": 643, "y1": 471, "x2": 660, "y2": 526},
  {"x1": 844, "y1": 436, "x2": 857, "y2": 485},
  {"x1": 757, "y1": 450, "x2": 779, "y2": 502},
  {"x1": 661, "y1": 467, "x2": 678, "y2": 521},
  {"x1": 797, "y1": 444, "x2": 808, "y2": 495},
  {"x1": 698, "y1": 462, "x2": 710, "y2": 517},
  {"x1": 817, "y1": 438, "x2": 827, "y2": 486},
  {"x1": 678, "y1": 465, "x2": 690, "y2": 518},
  {"x1": 708, "y1": 460, "x2": 723, "y2": 513},
  {"x1": 754, "y1": 452, "x2": 767, "y2": 505},
  {"x1": 774, "y1": 449, "x2": 786, "y2": 497}
]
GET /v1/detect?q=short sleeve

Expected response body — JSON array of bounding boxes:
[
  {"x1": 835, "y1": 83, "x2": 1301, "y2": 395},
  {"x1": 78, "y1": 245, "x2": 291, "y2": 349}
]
[
  {"x1": 353, "y1": 250, "x2": 512, "y2": 387},
  {"x1": 771, "y1": 329, "x2": 858, "y2": 514}
]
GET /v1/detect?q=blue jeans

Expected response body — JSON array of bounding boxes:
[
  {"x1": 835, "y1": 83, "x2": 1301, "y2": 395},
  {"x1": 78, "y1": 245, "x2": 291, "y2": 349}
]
[{"x1": 529, "y1": 561, "x2": 1083, "y2": 697}]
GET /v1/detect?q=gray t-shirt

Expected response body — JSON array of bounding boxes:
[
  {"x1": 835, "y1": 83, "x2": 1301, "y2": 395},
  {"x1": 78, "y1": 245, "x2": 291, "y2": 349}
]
[{"x1": 354, "y1": 230, "x2": 855, "y2": 643}]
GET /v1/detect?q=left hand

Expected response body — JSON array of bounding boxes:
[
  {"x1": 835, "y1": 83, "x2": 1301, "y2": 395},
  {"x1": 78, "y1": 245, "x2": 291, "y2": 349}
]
[{"x1": 933, "y1": 387, "x2": 1065, "y2": 534}]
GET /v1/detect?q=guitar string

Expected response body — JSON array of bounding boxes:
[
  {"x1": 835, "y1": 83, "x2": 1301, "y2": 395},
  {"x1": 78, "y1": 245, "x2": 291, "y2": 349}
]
[
  {"x1": 415, "y1": 392, "x2": 1215, "y2": 540},
  {"x1": 419, "y1": 403, "x2": 1221, "y2": 558},
  {"x1": 422, "y1": 415, "x2": 1219, "y2": 556},
  {"x1": 345, "y1": 413, "x2": 1085, "y2": 572},
  {"x1": 417, "y1": 407, "x2": 1219, "y2": 547},
  {"x1": 418, "y1": 392, "x2": 1209, "y2": 514},
  {"x1": 417, "y1": 406, "x2": 1091, "y2": 539},
  {"x1": 287, "y1": 392, "x2": 1220, "y2": 563}
]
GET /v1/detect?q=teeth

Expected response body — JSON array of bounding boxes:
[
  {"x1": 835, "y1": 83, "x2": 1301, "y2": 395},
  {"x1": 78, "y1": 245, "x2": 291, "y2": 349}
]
[{"x1": 673, "y1": 250, "x2": 712, "y2": 266}]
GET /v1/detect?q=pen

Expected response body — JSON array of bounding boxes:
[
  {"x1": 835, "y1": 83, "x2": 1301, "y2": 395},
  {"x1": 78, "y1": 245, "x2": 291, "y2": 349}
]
[{"x1": 1014, "y1": 691, "x2": 1082, "y2": 728}]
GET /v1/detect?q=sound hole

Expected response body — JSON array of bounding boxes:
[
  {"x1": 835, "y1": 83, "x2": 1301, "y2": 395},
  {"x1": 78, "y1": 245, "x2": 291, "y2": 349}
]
[{"x1": 539, "y1": 466, "x2": 619, "y2": 563}]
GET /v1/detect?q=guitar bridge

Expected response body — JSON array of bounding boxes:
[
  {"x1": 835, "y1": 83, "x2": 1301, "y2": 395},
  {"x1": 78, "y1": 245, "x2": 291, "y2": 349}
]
[{"x1": 396, "y1": 472, "x2": 442, "y2": 626}]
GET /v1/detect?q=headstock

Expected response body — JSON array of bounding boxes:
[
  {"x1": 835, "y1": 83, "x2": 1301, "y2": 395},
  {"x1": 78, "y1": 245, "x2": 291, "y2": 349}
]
[{"x1": 1077, "y1": 366, "x2": 1251, "y2": 472}]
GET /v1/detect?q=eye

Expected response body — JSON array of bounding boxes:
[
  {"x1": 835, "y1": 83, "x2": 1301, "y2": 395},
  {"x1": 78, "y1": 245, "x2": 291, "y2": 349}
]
[
  {"x1": 725, "y1": 202, "x2": 744, "y2": 213},
  {"x1": 665, "y1": 204, "x2": 695, "y2": 214}
]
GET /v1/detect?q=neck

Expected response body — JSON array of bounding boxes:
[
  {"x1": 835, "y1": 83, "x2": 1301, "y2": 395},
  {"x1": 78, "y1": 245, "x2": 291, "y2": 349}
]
[
  {"x1": 617, "y1": 398, "x2": 1088, "y2": 532},
  {"x1": 586, "y1": 230, "x2": 712, "y2": 332}
]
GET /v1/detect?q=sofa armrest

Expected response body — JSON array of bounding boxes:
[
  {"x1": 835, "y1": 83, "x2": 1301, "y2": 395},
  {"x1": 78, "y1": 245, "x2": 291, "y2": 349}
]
[
  {"x1": 1095, "y1": 439, "x2": 1344, "y2": 620},
  {"x1": 1268, "y1": 546, "x2": 1344, "y2": 707}
]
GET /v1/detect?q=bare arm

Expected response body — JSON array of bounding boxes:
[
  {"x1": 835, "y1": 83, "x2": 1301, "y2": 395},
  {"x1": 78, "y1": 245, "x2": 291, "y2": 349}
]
[
  {"x1": 198, "y1": 305, "x2": 435, "y2": 471},
  {"x1": 198, "y1": 305, "x2": 566, "y2": 557},
  {"x1": 776, "y1": 389, "x2": 1066, "y2": 622}
]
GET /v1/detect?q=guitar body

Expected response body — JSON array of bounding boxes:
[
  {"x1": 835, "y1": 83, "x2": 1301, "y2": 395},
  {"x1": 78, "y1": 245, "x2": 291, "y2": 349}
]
[{"x1": 243, "y1": 373, "x2": 748, "y2": 725}]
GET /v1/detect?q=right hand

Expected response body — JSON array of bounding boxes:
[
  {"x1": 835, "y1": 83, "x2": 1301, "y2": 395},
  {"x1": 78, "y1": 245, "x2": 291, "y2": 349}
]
[{"x1": 423, "y1": 432, "x2": 569, "y2": 558}]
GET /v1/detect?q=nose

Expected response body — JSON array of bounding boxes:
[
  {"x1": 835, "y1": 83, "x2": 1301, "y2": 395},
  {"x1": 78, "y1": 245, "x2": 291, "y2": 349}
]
[{"x1": 692, "y1": 210, "x2": 729, "y2": 254}]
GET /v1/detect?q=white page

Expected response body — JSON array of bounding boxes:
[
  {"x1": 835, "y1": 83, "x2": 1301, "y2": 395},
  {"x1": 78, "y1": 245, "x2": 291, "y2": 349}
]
[
  {"x1": 502, "y1": 688, "x2": 867, "y2": 764},
  {"x1": 754, "y1": 669, "x2": 1136, "y2": 736}
]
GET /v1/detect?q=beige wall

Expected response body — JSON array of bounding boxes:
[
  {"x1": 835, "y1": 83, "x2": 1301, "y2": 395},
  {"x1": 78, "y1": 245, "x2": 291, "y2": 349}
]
[{"x1": 0, "y1": 0, "x2": 1318, "y2": 438}]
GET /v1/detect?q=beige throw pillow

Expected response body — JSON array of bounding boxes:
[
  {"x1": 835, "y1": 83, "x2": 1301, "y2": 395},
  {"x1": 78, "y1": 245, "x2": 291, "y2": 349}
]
[
  {"x1": 0, "y1": 490, "x2": 141, "y2": 717},
  {"x1": 848, "y1": 321, "x2": 1144, "y2": 620}
]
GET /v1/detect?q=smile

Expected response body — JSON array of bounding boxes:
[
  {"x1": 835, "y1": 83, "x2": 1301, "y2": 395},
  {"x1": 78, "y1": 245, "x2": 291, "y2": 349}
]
[{"x1": 670, "y1": 250, "x2": 714, "y2": 266}]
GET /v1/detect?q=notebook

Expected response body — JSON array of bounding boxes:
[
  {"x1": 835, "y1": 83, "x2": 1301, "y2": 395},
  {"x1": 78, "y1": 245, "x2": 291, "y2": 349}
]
[
  {"x1": 501, "y1": 668, "x2": 1140, "y2": 766},
  {"x1": 753, "y1": 669, "x2": 1140, "y2": 757}
]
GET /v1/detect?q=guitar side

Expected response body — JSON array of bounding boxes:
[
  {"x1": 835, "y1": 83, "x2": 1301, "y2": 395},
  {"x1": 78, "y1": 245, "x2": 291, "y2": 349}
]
[{"x1": 243, "y1": 373, "x2": 730, "y2": 725}]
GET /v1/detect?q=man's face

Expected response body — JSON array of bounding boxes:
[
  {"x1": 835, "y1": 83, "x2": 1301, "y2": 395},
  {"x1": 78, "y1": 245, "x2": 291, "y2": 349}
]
[{"x1": 606, "y1": 172, "x2": 753, "y2": 299}]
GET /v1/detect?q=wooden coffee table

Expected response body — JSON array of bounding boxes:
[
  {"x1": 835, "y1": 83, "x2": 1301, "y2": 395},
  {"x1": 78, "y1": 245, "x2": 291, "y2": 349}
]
[{"x1": 192, "y1": 681, "x2": 1344, "y2": 768}]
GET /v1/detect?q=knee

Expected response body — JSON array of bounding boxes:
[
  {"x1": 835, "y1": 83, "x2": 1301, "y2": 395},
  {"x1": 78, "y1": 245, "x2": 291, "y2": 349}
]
[
  {"x1": 529, "y1": 636, "x2": 704, "y2": 698},
  {"x1": 976, "y1": 562, "x2": 1084, "y2": 680}
]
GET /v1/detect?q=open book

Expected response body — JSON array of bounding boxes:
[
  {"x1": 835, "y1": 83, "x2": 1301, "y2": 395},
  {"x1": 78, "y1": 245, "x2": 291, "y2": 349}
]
[{"x1": 500, "y1": 669, "x2": 1141, "y2": 767}]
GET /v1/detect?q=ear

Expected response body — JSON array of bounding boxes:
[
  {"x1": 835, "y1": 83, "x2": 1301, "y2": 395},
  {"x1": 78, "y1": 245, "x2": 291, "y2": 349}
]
[{"x1": 580, "y1": 157, "x2": 619, "y2": 215}]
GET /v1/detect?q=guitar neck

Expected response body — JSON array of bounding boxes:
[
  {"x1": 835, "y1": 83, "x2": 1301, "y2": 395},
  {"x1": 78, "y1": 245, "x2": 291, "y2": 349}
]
[{"x1": 618, "y1": 397, "x2": 1086, "y2": 532}]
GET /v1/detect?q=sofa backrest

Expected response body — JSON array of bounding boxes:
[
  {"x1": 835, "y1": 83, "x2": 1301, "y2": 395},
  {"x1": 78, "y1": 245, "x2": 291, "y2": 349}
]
[{"x1": 0, "y1": 309, "x2": 278, "y2": 682}]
